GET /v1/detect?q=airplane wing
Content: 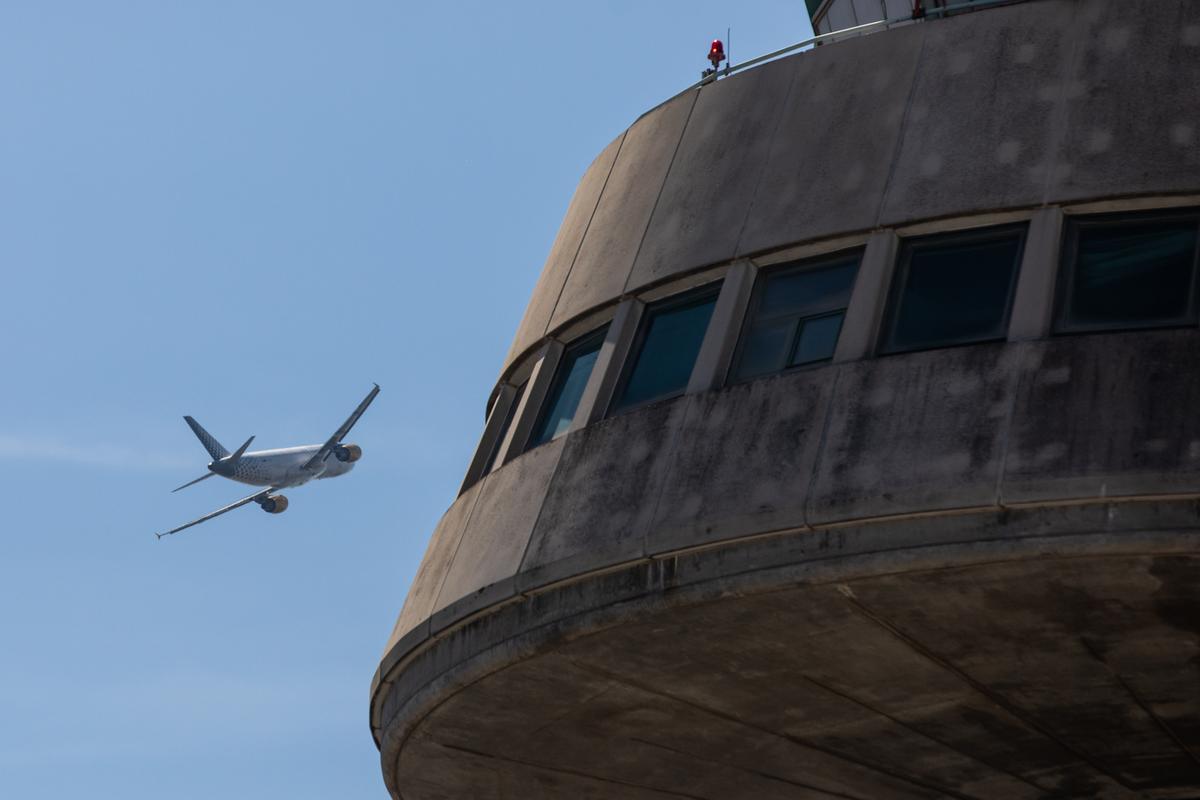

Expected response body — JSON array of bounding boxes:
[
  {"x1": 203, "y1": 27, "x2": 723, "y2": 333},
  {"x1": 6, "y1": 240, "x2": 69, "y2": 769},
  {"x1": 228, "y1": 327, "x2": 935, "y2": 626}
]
[
  {"x1": 302, "y1": 383, "x2": 380, "y2": 471},
  {"x1": 156, "y1": 487, "x2": 276, "y2": 539}
]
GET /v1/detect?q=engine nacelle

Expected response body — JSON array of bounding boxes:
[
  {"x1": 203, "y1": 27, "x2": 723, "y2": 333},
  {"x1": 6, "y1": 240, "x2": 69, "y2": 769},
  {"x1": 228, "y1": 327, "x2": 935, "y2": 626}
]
[
  {"x1": 261, "y1": 494, "x2": 288, "y2": 514},
  {"x1": 334, "y1": 443, "x2": 363, "y2": 463}
]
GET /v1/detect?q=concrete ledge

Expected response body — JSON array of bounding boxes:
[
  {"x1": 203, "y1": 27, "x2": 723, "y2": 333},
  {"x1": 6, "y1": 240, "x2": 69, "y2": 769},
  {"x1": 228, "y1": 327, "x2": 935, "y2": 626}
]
[
  {"x1": 374, "y1": 510, "x2": 1200, "y2": 798},
  {"x1": 373, "y1": 495, "x2": 1200, "y2": 722}
]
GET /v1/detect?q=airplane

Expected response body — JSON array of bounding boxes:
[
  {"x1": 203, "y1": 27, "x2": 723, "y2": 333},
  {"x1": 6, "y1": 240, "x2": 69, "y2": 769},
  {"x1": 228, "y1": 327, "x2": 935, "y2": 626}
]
[{"x1": 156, "y1": 384, "x2": 380, "y2": 539}]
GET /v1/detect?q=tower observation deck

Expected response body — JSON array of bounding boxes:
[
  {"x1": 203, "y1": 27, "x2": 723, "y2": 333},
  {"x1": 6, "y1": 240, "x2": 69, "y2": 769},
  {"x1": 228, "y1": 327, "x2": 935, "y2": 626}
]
[{"x1": 372, "y1": 1, "x2": 1200, "y2": 796}]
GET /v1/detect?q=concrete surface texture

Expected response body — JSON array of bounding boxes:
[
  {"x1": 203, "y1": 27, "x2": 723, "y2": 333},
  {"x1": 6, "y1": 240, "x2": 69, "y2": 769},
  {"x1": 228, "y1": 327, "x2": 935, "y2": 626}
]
[
  {"x1": 501, "y1": 0, "x2": 1200, "y2": 373},
  {"x1": 375, "y1": 1, "x2": 1200, "y2": 796}
]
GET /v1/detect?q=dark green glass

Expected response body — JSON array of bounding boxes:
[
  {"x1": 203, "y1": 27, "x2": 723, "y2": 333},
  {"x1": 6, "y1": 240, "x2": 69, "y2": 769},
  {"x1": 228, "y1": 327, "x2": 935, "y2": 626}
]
[
  {"x1": 884, "y1": 230, "x2": 1023, "y2": 354},
  {"x1": 792, "y1": 313, "x2": 844, "y2": 366},
  {"x1": 529, "y1": 330, "x2": 606, "y2": 449},
  {"x1": 1067, "y1": 221, "x2": 1197, "y2": 328},
  {"x1": 759, "y1": 261, "x2": 857, "y2": 318},
  {"x1": 734, "y1": 256, "x2": 859, "y2": 381},
  {"x1": 613, "y1": 291, "x2": 718, "y2": 412}
]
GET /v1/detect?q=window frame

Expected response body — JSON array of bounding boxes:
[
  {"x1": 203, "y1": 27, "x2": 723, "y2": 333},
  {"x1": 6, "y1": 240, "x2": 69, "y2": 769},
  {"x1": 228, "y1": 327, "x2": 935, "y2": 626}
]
[
  {"x1": 1053, "y1": 208, "x2": 1200, "y2": 336},
  {"x1": 607, "y1": 283, "x2": 722, "y2": 417},
  {"x1": 480, "y1": 379, "x2": 527, "y2": 476},
  {"x1": 729, "y1": 249, "x2": 863, "y2": 384},
  {"x1": 526, "y1": 325, "x2": 609, "y2": 451},
  {"x1": 878, "y1": 223, "x2": 1027, "y2": 356}
]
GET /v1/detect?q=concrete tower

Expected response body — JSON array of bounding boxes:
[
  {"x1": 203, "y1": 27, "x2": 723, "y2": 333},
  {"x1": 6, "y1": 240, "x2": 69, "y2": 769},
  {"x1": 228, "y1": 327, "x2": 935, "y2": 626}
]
[{"x1": 372, "y1": 1, "x2": 1200, "y2": 796}]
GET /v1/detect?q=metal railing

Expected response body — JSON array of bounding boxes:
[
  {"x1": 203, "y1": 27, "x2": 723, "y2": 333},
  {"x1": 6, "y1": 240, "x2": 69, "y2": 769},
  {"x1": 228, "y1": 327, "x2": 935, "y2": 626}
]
[{"x1": 687, "y1": 0, "x2": 1033, "y2": 91}]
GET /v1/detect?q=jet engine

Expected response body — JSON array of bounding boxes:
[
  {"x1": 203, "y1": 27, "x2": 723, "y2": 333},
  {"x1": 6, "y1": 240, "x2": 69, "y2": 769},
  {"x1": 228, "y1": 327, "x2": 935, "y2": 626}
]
[
  {"x1": 261, "y1": 494, "x2": 288, "y2": 514},
  {"x1": 334, "y1": 443, "x2": 363, "y2": 463}
]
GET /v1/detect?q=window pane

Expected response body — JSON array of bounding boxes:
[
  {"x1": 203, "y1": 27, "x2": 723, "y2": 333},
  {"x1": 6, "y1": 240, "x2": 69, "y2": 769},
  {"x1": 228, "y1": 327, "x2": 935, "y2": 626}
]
[
  {"x1": 736, "y1": 317, "x2": 797, "y2": 381},
  {"x1": 885, "y1": 232, "x2": 1022, "y2": 353},
  {"x1": 1066, "y1": 221, "x2": 1198, "y2": 328},
  {"x1": 614, "y1": 292, "x2": 718, "y2": 411},
  {"x1": 792, "y1": 313, "x2": 844, "y2": 366},
  {"x1": 731, "y1": 254, "x2": 859, "y2": 381},
  {"x1": 758, "y1": 260, "x2": 858, "y2": 319},
  {"x1": 529, "y1": 331, "x2": 605, "y2": 448},
  {"x1": 482, "y1": 381, "x2": 526, "y2": 474}
]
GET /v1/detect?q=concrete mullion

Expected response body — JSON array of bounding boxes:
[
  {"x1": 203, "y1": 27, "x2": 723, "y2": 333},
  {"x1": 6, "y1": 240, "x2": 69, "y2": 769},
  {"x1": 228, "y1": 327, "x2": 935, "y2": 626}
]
[
  {"x1": 834, "y1": 230, "x2": 899, "y2": 362},
  {"x1": 571, "y1": 299, "x2": 645, "y2": 431},
  {"x1": 687, "y1": 259, "x2": 758, "y2": 394},
  {"x1": 494, "y1": 340, "x2": 564, "y2": 465},
  {"x1": 1007, "y1": 207, "x2": 1064, "y2": 342},
  {"x1": 458, "y1": 383, "x2": 518, "y2": 494}
]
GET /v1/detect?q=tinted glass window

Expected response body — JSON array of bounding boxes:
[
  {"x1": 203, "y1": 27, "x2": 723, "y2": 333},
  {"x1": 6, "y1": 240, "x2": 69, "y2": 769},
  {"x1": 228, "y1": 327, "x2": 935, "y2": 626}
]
[
  {"x1": 528, "y1": 329, "x2": 606, "y2": 449},
  {"x1": 881, "y1": 227, "x2": 1024, "y2": 355},
  {"x1": 1058, "y1": 213, "x2": 1200, "y2": 332},
  {"x1": 612, "y1": 287, "x2": 719, "y2": 412},
  {"x1": 793, "y1": 313, "x2": 844, "y2": 366},
  {"x1": 482, "y1": 380, "x2": 526, "y2": 474},
  {"x1": 733, "y1": 255, "x2": 859, "y2": 382}
]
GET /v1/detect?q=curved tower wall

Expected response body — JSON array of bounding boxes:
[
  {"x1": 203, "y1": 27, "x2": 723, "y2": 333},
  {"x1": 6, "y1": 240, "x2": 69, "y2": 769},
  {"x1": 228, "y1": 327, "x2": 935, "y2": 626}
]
[{"x1": 373, "y1": 1, "x2": 1200, "y2": 796}]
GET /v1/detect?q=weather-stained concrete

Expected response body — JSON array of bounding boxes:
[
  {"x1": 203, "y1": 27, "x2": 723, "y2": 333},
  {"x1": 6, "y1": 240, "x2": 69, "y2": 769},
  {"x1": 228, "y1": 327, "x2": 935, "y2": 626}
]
[
  {"x1": 381, "y1": 528, "x2": 1200, "y2": 798},
  {"x1": 550, "y1": 92, "x2": 697, "y2": 331},
  {"x1": 627, "y1": 57, "x2": 796, "y2": 291},
  {"x1": 380, "y1": 0, "x2": 1200, "y2": 796},
  {"x1": 505, "y1": 135, "x2": 623, "y2": 367},
  {"x1": 500, "y1": 0, "x2": 1200, "y2": 384}
]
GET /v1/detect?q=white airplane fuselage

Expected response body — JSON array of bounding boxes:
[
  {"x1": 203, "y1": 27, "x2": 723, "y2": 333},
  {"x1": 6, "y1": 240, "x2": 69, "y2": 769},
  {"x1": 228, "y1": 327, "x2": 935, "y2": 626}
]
[
  {"x1": 158, "y1": 384, "x2": 379, "y2": 539},
  {"x1": 216, "y1": 445, "x2": 355, "y2": 489}
]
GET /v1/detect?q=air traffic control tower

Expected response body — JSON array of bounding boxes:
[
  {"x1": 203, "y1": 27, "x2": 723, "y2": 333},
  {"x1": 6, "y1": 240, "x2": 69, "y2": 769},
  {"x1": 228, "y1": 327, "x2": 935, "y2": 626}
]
[{"x1": 372, "y1": 1, "x2": 1200, "y2": 796}]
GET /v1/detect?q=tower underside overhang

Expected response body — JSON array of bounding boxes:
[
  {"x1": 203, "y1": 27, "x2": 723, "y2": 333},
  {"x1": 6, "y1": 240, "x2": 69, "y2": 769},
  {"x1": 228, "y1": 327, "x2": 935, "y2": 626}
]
[{"x1": 380, "y1": 518, "x2": 1200, "y2": 798}]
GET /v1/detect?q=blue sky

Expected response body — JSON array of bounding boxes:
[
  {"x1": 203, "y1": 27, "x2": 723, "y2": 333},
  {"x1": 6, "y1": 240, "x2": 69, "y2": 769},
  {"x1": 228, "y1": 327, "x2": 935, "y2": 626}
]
[{"x1": 0, "y1": 3, "x2": 810, "y2": 797}]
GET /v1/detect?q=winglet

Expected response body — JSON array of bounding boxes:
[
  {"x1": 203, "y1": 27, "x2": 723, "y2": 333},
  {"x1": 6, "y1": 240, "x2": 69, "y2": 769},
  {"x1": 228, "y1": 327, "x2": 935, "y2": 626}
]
[{"x1": 301, "y1": 384, "x2": 381, "y2": 472}]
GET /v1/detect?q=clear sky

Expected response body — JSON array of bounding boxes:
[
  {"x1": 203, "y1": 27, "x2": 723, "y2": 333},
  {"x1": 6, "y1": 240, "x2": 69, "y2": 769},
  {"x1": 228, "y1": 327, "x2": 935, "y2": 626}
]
[{"x1": 0, "y1": 3, "x2": 811, "y2": 798}]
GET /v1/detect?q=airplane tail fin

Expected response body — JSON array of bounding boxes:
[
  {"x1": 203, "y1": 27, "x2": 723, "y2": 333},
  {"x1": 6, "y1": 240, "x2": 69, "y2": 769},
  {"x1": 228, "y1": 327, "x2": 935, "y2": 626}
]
[{"x1": 183, "y1": 416, "x2": 229, "y2": 461}]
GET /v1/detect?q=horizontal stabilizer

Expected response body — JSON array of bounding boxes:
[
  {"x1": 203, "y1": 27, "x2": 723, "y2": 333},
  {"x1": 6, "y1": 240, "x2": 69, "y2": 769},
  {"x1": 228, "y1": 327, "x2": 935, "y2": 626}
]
[
  {"x1": 227, "y1": 435, "x2": 255, "y2": 463},
  {"x1": 172, "y1": 472, "x2": 215, "y2": 493}
]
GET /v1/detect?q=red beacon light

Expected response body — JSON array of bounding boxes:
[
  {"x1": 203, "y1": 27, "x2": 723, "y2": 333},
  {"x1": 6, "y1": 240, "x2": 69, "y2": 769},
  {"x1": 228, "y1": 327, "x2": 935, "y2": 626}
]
[{"x1": 708, "y1": 39, "x2": 726, "y2": 69}]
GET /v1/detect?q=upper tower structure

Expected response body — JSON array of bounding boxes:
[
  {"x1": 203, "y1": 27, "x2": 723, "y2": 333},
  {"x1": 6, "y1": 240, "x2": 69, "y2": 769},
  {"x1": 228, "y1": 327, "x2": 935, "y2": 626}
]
[{"x1": 372, "y1": 1, "x2": 1200, "y2": 796}]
